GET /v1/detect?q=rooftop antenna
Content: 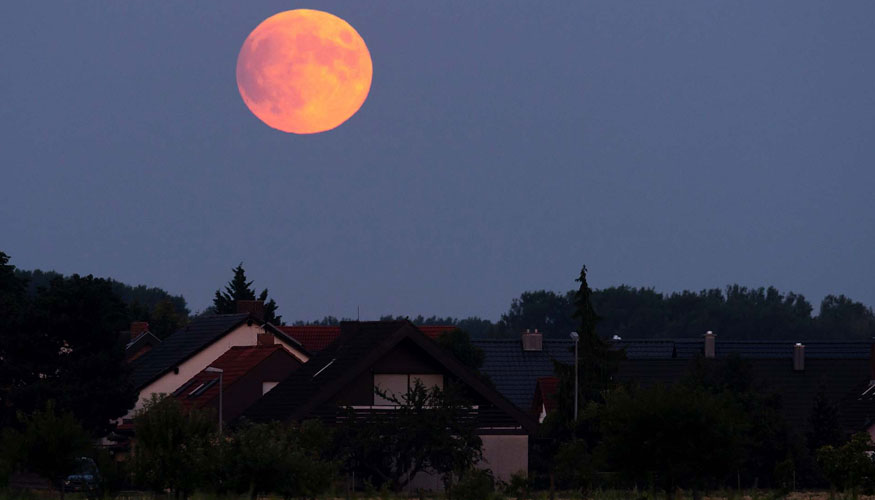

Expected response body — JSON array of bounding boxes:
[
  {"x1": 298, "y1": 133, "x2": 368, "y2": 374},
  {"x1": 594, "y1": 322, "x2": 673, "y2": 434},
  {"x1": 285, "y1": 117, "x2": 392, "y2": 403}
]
[{"x1": 357, "y1": 305, "x2": 360, "y2": 321}]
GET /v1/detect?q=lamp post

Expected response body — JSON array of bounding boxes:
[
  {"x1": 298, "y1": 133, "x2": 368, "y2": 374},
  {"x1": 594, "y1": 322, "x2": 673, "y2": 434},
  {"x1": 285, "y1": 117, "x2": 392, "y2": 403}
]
[
  {"x1": 205, "y1": 366, "x2": 223, "y2": 434},
  {"x1": 569, "y1": 331, "x2": 579, "y2": 421}
]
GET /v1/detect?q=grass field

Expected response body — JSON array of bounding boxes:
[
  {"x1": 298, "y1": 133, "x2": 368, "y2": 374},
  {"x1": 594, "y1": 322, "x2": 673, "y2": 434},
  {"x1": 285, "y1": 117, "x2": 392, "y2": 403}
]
[{"x1": 4, "y1": 490, "x2": 875, "y2": 500}]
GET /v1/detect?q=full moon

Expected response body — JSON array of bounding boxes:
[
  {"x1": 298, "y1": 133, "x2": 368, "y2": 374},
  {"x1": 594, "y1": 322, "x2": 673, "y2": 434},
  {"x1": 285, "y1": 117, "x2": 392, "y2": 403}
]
[{"x1": 236, "y1": 10, "x2": 373, "y2": 134}]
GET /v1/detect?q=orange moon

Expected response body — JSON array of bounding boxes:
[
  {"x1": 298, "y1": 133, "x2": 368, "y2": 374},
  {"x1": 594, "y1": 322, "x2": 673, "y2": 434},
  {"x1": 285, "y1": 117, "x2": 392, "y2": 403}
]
[{"x1": 236, "y1": 9, "x2": 373, "y2": 134}]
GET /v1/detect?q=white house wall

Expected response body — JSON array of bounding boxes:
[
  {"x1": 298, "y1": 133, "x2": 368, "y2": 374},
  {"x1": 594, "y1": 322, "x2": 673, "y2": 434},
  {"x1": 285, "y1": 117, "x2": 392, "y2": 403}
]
[{"x1": 479, "y1": 434, "x2": 528, "y2": 482}]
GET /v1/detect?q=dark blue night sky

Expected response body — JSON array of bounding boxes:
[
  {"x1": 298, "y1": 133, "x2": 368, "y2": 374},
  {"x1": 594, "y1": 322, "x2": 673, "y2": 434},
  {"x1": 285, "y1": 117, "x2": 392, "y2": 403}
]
[{"x1": 2, "y1": 1, "x2": 873, "y2": 319}]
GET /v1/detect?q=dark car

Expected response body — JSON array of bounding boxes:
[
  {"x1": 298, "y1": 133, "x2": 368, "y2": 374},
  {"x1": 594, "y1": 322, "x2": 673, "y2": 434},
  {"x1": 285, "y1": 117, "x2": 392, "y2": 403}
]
[{"x1": 64, "y1": 457, "x2": 101, "y2": 495}]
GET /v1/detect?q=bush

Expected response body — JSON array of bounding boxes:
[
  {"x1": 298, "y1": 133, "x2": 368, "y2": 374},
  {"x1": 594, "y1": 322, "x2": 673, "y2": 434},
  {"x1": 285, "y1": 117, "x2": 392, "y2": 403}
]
[
  {"x1": 131, "y1": 395, "x2": 217, "y2": 498},
  {"x1": 504, "y1": 470, "x2": 532, "y2": 500},
  {"x1": 451, "y1": 468, "x2": 497, "y2": 500},
  {"x1": 816, "y1": 432, "x2": 875, "y2": 495},
  {"x1": 224, "y1": 419, "x2": 337, "y2": 499},
  {"x1": 14, "y1": 401, "x2": 93, "y2": 499}
]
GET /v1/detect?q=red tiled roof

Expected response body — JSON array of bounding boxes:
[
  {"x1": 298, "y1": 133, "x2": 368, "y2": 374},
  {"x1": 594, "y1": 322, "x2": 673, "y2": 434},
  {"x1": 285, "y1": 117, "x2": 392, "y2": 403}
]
[
  {"x1": 418, "y1": 325, "x2": 458, "y2": 339},
  {"x1": 278, "y1": 324, "x2": 457, "y2": 353},
  {"x1": 534, "y1": 376, "x2": 560, "y2": 414},
  {"x1": 277, "y1": 326, "x2": 341, "y2": 353},
  {"x1": 174, "y1": 345, "x2": 293, "y2": 410}
]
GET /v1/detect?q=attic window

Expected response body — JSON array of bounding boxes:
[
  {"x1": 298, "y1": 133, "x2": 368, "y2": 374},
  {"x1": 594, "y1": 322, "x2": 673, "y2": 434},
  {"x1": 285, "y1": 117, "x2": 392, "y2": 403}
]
[
  {"x1": 189, "y1": 379, "x2": 217, "y2": 398},
  {"x1": 172, "y1": 380, "x2": 198, "y2": 397}
]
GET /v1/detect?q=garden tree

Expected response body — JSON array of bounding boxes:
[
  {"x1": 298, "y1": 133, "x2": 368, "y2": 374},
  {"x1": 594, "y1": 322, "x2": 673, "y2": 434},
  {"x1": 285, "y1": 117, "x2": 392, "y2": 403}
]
[
  {"x1": 499, "y1": 290, "x2": 576, "y2": 339},
  {"x1": 11, "y1": 401, "x2": 93, "y2": 500},
  {"x1": 808, "y1": 387, "x2": 843, "y2": 451},
  {"x1": 334, "y1": 380, "x2": 483, "y2": 491},
  {"x1": 226, "y1": 420, "x2": 336, "y2": 499},
  {"x1": 32, "y1": 274, "x2": 136, "y2": 435},
  {"x1": 212, "y1": 263, "x2": 281, "y2": 324},
  {"x1": 816, "y1": 432, "x2": 875, "y2": 495},
  {"x1": 132, "y1": 395, "x2": 217, "y2": 499},
  {"x1": 556, "y1": 266, "x2": 622, "y2": 411},
  {"x1": 0, "y1": 252, "x2": 28, "y2": 428},
  {"x1": 436, "y1": 328, "x2": 485, "y2": 373},
  {"x1": 591, "y1": 285, "x2": 667, "y2": 339},
  {"x1": 16, "y1": 267, "x2": 191, "y2": 336},
  {"x1": 534, "y1": 266, "x2": 622, "y2": 494},
  {"x1": 0, "y1": 426, "x2": 18, "y2": 487},
  {"x1": 816, "y1": 294, "x2": 875, "y2": 340},
  {"x1": 0, "y1": 265, "x2": 136, "y2": 435},
  {"x1": 685, "y1": 355, "x2": 794, "y2": 488},
  {"x1": 596, "y1": 385, "x2": 747, "y2": 497}
]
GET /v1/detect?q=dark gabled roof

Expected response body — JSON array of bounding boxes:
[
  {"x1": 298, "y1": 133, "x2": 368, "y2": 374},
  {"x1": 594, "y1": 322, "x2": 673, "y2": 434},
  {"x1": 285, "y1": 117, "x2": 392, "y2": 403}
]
[
  {"x1": 613, "y1": 339, "x2": 872, "y2": 360},
  {"x1": 175, "y1": 345, "x2": 296, "y2": 410},
  {"x1": 473, "y1": 339, "x2": 574, "y2": 410},
  {"x1": 130, "y1": 314, "x2": 252, "y2": 389},
  {"x1": 245, "y1": 321, "x2": 536, "y2": 432},
  {"x1": 475, "y1": 336, "x2": 873, "y2": 429}
]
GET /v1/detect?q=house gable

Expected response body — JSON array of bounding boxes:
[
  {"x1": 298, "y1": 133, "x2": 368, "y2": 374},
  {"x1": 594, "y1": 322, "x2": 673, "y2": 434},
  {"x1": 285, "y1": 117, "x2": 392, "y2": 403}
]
[
  {"x1": 129, "y1": 314, "x2": 308, "y2": 414},
  {"x1": 245, "y1": 321, "x2": 536, "y2": 433}
]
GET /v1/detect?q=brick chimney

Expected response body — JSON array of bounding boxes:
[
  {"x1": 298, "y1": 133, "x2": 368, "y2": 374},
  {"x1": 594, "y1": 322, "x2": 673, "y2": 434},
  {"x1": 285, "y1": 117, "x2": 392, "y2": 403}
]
[
  {"x1": 793, "y1": 343, "x2": 805, "y2": 372},
  {"x1": 522, "y1": 329, "x2": 543, "y2": 352},
  {"x1": 236, "y1": 300, "x2": 265, "y2": 322},
  {"x1": 130, "y1": 322, "x2": 150, "y2": 342},
  {"x1": 257, "y1": 330, "x2": 275, "y2": 345},
  {"x1": 704, "y1": 331, "x2": 716, "y2": 359}
]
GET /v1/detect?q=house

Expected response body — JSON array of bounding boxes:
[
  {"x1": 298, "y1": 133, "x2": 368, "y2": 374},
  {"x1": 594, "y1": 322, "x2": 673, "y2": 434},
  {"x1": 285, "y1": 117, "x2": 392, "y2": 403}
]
[
  {"x1": 245, "y1": 320, "x2": 536, "y2": 484},
  {"x1": 613, "y1": 334, "x2": 873, "y2": 434},
  {"x1": 475, "y1": 329, "x2": 875, "y2": 438},
  {"x1": 125, "y1": 305, "x2": 309, "y2": 419},
  {"x1": 173, "y1": 343, "x2": 303, "y2": 422},
  {"x1": 277, "y1": 324, "x2": 456, "y2": 354}
]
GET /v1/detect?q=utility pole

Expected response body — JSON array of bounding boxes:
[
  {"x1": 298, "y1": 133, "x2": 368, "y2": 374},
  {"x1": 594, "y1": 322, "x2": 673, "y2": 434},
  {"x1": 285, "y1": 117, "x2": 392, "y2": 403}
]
[{"x1": 205, "y1": 366, "x2": 224, "y2": 434}]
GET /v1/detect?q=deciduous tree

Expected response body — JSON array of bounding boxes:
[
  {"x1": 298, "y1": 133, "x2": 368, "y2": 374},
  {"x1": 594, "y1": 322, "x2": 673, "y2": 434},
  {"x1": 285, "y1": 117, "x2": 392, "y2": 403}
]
[
  {"x1": 335, "y1": 380, "x2": 482, "y2": 491},
  {"x1": 132, "y1": 395, "x2": 217, "y2": 498}
]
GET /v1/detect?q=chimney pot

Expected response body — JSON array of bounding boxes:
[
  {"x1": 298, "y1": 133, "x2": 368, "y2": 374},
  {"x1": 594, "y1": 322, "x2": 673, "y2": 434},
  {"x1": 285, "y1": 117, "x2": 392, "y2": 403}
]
[
  {"x1": 793, "y1": 343, "x2": 805, "y2": 372},
  {"x1": 704, "y1": 331, "x2": 716, "y2": 358},
  {"x1": 236, "y1": 300, "x2": 265, "y2": 322}
]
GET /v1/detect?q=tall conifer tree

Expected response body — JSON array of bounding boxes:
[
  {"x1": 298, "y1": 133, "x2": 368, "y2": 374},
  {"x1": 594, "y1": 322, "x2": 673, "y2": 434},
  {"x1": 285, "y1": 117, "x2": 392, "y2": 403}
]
[{"x1": 212, "y1": 263, "x2": 281, "y2": 324}]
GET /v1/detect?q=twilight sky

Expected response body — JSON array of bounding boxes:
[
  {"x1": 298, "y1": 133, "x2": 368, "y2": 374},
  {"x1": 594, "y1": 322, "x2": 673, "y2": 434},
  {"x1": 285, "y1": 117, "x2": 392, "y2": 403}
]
[{"x1": 1, "y1": 1, "x2": 873, "y2": 321}]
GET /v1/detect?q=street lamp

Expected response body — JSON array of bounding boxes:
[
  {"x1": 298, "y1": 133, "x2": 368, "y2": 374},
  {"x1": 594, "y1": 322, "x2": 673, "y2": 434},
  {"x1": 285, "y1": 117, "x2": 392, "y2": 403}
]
[
  {"x1": 204, "y1": 366, "x2": 223, "y2": 434},
  {"x1": 569, "y1": 332, "x2": 579, "y2": 421}
]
